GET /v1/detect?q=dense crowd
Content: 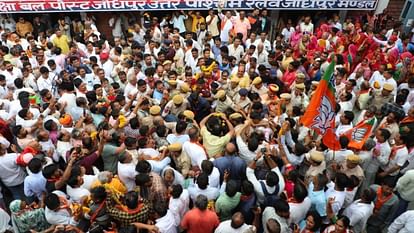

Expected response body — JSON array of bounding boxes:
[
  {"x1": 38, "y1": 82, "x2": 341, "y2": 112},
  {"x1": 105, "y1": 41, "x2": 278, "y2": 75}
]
[{"x1": 0, "y1": 7, "x2": 413, "y2": 233}]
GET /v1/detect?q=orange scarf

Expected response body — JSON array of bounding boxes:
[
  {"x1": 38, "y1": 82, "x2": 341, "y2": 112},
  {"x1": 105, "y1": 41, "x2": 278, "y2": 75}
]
[
  {"x1": 221, "y1": 17, "x2": 229, "y2": 30},
  {"x1": 115, "y1": 203, "x2": 144, "y2": 214},
  {"x1": 390, "y1": 144, "x2": 405, "y2": 160},
  {"x1": 358, "y1": 89, "x2": 370, "y2": 95},
  {"x1": 374, "y1": 187, "x2": 393, "y2": 212},
  {"x1": 401, "y1": 116, "x2": 414, "y2": 124}
]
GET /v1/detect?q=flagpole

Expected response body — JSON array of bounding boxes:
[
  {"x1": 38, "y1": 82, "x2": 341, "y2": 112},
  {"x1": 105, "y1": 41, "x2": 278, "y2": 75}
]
[{"x1": 333, "y1": 115, "x2": 336, "y2": 161}]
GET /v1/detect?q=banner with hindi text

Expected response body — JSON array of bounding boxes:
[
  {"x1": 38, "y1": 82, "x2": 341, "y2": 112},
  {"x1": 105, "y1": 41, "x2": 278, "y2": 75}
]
[{"x1": 0, "y1": 0, "x2": 379, "y2": 13}]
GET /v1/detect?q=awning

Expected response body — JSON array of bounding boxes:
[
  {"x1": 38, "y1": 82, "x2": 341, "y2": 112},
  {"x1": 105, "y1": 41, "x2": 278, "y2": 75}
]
[{"x1": 0, "y1": 0, "x2": 379, "y2": 13}]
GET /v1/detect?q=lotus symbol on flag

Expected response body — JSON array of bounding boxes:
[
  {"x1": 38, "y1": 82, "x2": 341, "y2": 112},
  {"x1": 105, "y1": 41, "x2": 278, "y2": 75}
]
[
  {"x1": 311, "y1": 96, "x2": 335, "y2": 135},
  {"x1": 351, "y1": 128, "x2": 367, "y2": 142}
]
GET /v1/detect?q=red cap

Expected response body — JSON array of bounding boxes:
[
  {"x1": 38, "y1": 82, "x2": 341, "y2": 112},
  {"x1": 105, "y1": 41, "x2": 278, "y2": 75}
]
[
  {"x1": 100, "y1": 52, "x2": 109, "y2": 60},
  {"x1": 389, "y1": 35, "x2": 398, "y2": 42}
]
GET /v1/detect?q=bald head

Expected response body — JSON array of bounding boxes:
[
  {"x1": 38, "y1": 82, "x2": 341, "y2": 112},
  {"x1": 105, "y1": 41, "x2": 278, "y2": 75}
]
[
  {"x1": 225, "y1": 143, "x2": 237, "y2": 155},
  {"x1": 257, "y1": 43, "x2": 264, "y2": 52},
  {"x1": 153, "y1": 116, "x2": 164, "y2": 126},
  {"x1": 266, "y1": 219, "x2": 281, "y2": 233},
  {"x1": 230, "y1": 212, "x2": 245, "y2": 229},
  {"x1": 188, "y1": 127, "x2": 199, "y2": 140}
]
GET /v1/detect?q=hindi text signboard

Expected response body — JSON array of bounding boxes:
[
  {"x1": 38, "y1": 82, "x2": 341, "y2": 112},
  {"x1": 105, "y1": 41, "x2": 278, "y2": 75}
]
[{"x1": 0, "y1": 0, "x2": 378, "y2": 13}]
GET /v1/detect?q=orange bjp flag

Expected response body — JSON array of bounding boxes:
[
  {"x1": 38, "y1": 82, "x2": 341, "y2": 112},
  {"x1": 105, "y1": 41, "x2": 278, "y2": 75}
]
[
  {"x1": 342, "y1": 117, "x2": 376, "y2": 150},
  {"x1": 300, "y1": 60, "x2": 340, "y2": 150}
]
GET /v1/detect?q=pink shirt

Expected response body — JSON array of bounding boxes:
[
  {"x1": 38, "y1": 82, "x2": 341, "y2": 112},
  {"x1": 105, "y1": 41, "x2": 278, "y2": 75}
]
[
  {"x1": 233, "y1": 18, "x2": 251, "y2": 42},
  {"x1": 282, "y1": 70, "x2": 297, "y2": 88}
]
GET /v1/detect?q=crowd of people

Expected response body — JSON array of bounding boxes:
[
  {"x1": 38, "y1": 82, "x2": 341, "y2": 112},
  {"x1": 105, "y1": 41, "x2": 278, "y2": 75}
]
[{"x1": 0, "y1": 6, "x2": 413, "y2": 233}]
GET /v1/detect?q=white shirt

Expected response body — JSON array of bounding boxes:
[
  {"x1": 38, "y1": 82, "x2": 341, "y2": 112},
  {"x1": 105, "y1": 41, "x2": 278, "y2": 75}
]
[
  {"x1": 161, "y1": 166, "x2": 184, "y2": 187},
  {"x1": 343, "y1": 200, "x2": 374, "y2": 233},
  {"x1": 17, "y1": 118, "x2": 37, "y2": 129},
  {"x1": 325, "y1": 149, "x2": 353, "y2": 163},
  {"x1": 66, "y1": 186, "x2": 90, "y2": 203},
  {"x1": 0, "y1": 208, "x2": 11, "y2": 233},
  {"x1": 280, "y1": 135, "x2": 304, "y2": 166},
  {"x1": 220, "y1": 16, "x2": 233, "y2": 43},
  {"x1": 45, "y1": 205, "x2": 73, "y2": 225},
  {"x1": 123, "y1": 82, "x2": 138, "y2": 99},
  {"x1": 58, "y1": 92, "x2": 77, "y2": 117},
  {"x1": 37, "y1": 74, "x2": 55, "y2": 92},
  {"x1": 253, "y1": 50, "x2": 269, "y2": 64},
  {"x1": 45, "y1": 191, "x2": 77, "y2": 225},
  {"x1": 369, "y1": 71, "x2": 385, "y2": 88},
  {"x1": 81, "y1": 174, "x2": 97, "y2": 191},
  {"x1": 281, "y1": 27, "x2": 295, "y2": 43},
  {"x1": 228, "y1": 44, "x2": 244, "y2": 63},
  {"x1": 109, "y1": 17, "x2": 122, "y2": 38},
  {"x1": 184, "y1": 50, "x2": 198, "y2": 69},
  {"x1": 336, "y1": 123, "x2": 353, "y2": 136},
  {"x1": 182, "y1": 141, "x2": 207, "y2": 168},
  {"x1": 188, "y1": 184, "x2": 219, "y2": 201},
  {"x1": 343, "y1": 188, "x2": 358, "y2": 208},
  {"x1": 170, "y1": 15, "x2": 187, "y2": 34},
  {"x1": 0, "y1": 85, "x2": 8, "y2": 99},
  {"x1": 245, "y1": 38, "x2": 258, "y2": 49},
  {"x1": 166, "y1": 134, "x2": 190, "y2": 145},
  {"x1": 246, "y1": 166, "x2": 285, "y2": 205},
  {"x1": 23, "y1": 74, "x2": 38, "y2": 92},
  {"x1": 300, "y1": 22, "x2": 314, "y2": 34},
  {"x1": 325, "y1": 182, "x2": 346, "y2": 215},
  {"x1": 0, "y1": 153, "x2": 26, "y2": 187},
  {"x1": 208, "y1": 167, "x2": 221, "y2": 189},
  {"x1": 102, "y1": 60, "x2": 114, "y2": 80},
  {"x1": 339, "y1": 101, "x2": 354, "y2": 114},
  {"x1": 386, "y1": 146, "x2": 408, "y2": 176},
  {"x1": 215, "y1": 221, "x2": 252, "y2": 233},
  {"x1": 1, "y1": 67, "x2": 22, "y2": 88},
  {"x1": 169, "y1": 189, "x2": 190, "y2": 226},
  {"x1": 384, "y1": 78, "x2": 398, "y2": 96},
  {"x1": 39, "y1": 139, "x2": 58, "y2": 162},
  {"x1": 256, "y1": 39, "x2": 272, "y2": 52},
  {"x1": 289, "y1": 197, "x2": 312, "y2": 224},
  {"x1": 56, "y1": 141, "x2": 72, "y2": 162},
  {"x1": 236, "y1": 136, "x2": 260, "y2": 163},
  {"x1": 132, "y1": 29, "x2": 146, "y2": 45},
  {"x1": 117, "y1": 162, "x2": 138, "y2": 191},
  {"x1": 368, "y1": 141, "x2": 391, "y2": 172},
  {"x1": 77, "y1": 74, "x2": 95, "y2": 91},
  {"x1": 155, "y1": 210, "x2": 178, "y2": 233},
  {"x1": 138, "y1": 148, "x2": 160, "y2": 159},
  {"x1": 388, "y1": 210, "x2": 414, "y2": 233}
]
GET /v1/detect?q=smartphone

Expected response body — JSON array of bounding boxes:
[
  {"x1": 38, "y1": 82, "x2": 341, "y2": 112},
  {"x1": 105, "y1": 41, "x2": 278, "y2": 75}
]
[{"x1": 260, "y1": 147, "x2": 266, "y2": 154}]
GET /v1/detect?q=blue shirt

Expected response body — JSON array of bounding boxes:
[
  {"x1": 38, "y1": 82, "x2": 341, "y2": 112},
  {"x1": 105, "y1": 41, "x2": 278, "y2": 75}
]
[
  {"x1": 212, "y1": 45, "x2": 221, "y2": 59},
  {"x1": 308, "y1": 182, "x2": 327, "y2": 217},
  {"x1": 24, "y1": 172, "x2": 47, "y2": 200},
  {"x1": 188, "y1": 96, "x2": 211, "y2": 122},
  {"x1": 213, "y1": 155, "x2": 247, "y2": 184},
  {"x1": 153, "y1": 90, "x2": 163, "y2": 104}
]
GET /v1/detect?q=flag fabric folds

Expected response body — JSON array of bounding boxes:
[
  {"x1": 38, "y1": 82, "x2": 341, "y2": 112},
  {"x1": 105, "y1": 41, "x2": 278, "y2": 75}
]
[
  {"x1": 300, "y1": 60, "x2": 340, "y2": 150},
  {"x1": 342, "y1": 118, "x2": 376, "y2": 150}
]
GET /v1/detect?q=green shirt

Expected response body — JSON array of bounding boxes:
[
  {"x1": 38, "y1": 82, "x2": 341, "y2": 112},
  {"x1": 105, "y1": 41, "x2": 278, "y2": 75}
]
[
  {"x1": 215, "y1": 192, "x2": 241, "y2": 221},
  {"x1": 102, "y1": 144, "x2": 122, "y2": 174}
]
